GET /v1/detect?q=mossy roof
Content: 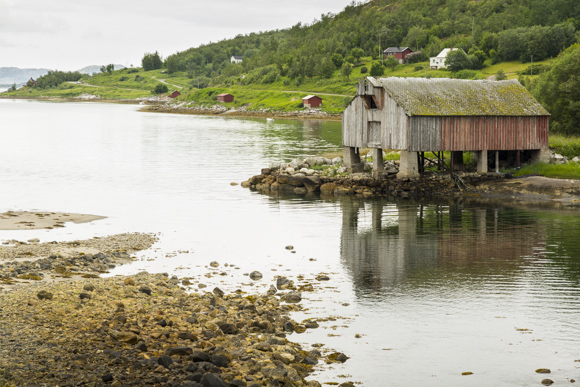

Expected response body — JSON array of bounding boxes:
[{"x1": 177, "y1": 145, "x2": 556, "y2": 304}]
[{"x1": 369, "y1": 77, "x2": 550, "y2": 116}]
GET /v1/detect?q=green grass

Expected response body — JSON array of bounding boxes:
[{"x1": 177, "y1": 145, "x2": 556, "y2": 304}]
[
  {"x1": 511, "y1": 162, "x2": 580, "y2": 179},
  {"x1": 182, "y1": 86, "x2": 348, "y2": 114},
  {"x1": 548, "y1": 134, "x2": 580, "y2": 159}
]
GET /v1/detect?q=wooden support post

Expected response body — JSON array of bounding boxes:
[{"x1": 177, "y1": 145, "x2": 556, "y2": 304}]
[
  {"x1": 450, "y1": 153, "x2": 454, "y2": 179},
  {"x1": 516, "y1": 150, "x2": 521, "y2": 169},
  {"x1": 495, "y1": 151, "x2": 499, "y2": 173}
]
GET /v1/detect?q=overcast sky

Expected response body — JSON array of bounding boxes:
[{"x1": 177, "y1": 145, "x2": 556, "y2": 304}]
[{"x1": 0, "y1": 0, "x2": 357, "y2": 71}]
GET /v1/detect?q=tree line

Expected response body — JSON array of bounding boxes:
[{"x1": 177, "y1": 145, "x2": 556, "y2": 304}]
[{"x1": 33, "y1": 71, "x2": 83, "y2": 89}]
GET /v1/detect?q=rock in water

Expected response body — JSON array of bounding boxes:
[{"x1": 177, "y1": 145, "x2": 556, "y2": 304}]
[{"x1": 285, "y1": 291, "x2": 302, "y2": 303}]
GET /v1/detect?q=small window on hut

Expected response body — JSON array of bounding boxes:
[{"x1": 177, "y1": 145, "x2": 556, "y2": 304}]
[{"x1": 363, "y1": 95, "x2": 379, "y2": 110}]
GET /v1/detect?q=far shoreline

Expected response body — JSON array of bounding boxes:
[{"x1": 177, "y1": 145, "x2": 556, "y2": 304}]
[{"x1": 0, "y1": 95, "x2": 343, "y2": 121}]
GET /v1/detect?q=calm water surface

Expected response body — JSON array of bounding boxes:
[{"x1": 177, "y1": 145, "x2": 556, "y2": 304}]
[{"x1": 1, "y1": 99, "x2": 580, "y2": 386}]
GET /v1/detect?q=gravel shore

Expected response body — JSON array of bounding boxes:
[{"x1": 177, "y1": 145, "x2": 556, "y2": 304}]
[{"x1": 0, "y1": 234, "x2": 344, "y2": 387}]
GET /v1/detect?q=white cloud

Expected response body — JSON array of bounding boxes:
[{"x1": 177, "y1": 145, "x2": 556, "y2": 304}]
[{"x1": 0, "y1": 0, "x2": 357, "y2": 70}]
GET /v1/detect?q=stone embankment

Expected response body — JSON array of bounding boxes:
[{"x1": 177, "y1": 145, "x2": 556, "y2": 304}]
[{"x1": 241, "y1": 157, "x2": 505, "y2": 199}]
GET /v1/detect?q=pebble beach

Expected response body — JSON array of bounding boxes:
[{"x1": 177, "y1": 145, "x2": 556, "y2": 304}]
[{"x1": 0, "y1": 213, "x2": 349, "y2": 387}]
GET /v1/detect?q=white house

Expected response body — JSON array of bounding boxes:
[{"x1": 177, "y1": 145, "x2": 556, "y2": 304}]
[
  {"x1": 230, "y1": 56, "x2": 243, "y2": 64},
  {"x1": 430, "y1": 48, "x2": 460, "y2": 69}
]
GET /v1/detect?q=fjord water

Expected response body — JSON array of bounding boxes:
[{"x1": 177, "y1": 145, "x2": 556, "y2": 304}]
[{"x1": 2, "y1": 99, "x2": 580, "y2": 386}]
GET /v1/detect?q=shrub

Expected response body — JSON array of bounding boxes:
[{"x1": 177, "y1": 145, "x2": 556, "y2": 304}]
[
  {"x1": 370, "y1": 62, "x2": 385, "y2": 76},
  {"x1": 119, "y1": 76, "x2": 129, "y2": 81},
  {"x1": 360, "y1": 66, "x2": 368, "y2": 74},
  {"x1": 414, "y1": 65, "x2": 424, "y2": 72},
  {"x1": 134, "y1": 75, "x2": 144, "y2": 82},
  {"x1": 152, "y1": 84, "x2": 168, "y2": 94},
  {"x1": 128, "y1": 68, "x2": 139, "y2": 74}
]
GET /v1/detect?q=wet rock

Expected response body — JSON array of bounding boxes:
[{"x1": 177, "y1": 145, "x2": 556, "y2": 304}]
[
  {"x1": 166, "y1": 346, "x2": 193, "y2": 356},
  {"x1": 83, "y1": 284, "x2": 95, "y2": 292},
  {"x1": 301, "y1": 356, "x2": 318, "y2": 365},
  {"x1": 177, "y1": 332, "x2": 197, "y2": 341},
  {"x1": 200, "y1": 373, "x2": 229, "y2": 387},
  {"x1": 134, "y1": 342, "x2": 148, "y2": 352},
  {"x1": 158, "y1": 355, "x2": 173, "y2": 368},
  {"x1": 276, "y1": 277, "x2": 292, "y2": 290},
  {"x1": 211, "y1": 354, "x2": 229, "y2": 368},
  {"x1": 213, "y1": 287, "x2": 225, "y2": 298},
  {"x1": 102, "y1": 373, "x2": 114, "y2": 382},
  {"x1": 139, "y1": 286, "x2": 152, "y2": 295},
  {"x1": 541, "y1": 379, "x2": 554, "y2": 386},
  {"x1": 190, "y1": 351, "x2": 211, "y2": 362},
  {"x1": 303, "y1": 176, "x2": 321, "y2": 192},
  {"x1": 79, "y1": 292, "x2": 91, "y2": 300},
  {"x1": 266, "y1": 285, "x2": 277, "y2": 295},
  {"x1": 109, "y1": 331, "x2": 139, "y2": 344},
  {"x1": 536, "y1": 369, "x2": 551, "y2": 374},
  {"x1": 285, "y1": 291, "x2": 302, "y2": 303},
  {"x1": 37, "y1": 290, "x2": 53, "y2": 300},
  {"x1": 209, "y1": 261, "x2": 220, "y2": 268},
  {"x1": 249, "y1": 271, "x2": 263, "y2": 280},
  {"x1": 284, "y1": 245, "x2": 293, "y2": 250},
  {"x1": 219, "y1": 323, "x2": 238, "y2": 334}
]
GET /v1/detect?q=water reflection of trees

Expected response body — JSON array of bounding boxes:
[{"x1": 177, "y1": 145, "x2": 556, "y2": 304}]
[{"x1": 339, "y1": 199, "x2": 550, "y2": 294}]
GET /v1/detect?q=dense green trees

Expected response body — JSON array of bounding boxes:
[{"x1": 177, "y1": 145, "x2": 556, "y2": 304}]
[
  {"x1": 142, "y1": 52, "x2": 163, "y2": 71},
  {"x1": 534, "y1": 44, "x2": 580, "y2": 135},
  {"x1": 35, "y1": 71, "x2": 83, "y2": 89},
  {"x1": 152, "y1": 0, "x2": 578, "y2": 88},
  {"x1": 100, "y1": 64, "x2": 115, "y2": 75}
]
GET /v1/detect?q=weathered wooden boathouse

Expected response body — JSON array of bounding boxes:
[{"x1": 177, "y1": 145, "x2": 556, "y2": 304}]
[{"x1": 342, "y1": 77, "x2": 550, "y2": 178}]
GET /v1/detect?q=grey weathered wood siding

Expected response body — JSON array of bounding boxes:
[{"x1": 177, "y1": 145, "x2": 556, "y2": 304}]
[
  {"x1": 381, "y1": 91, "x2": 409, "y2": 150},
  {"x1": 342, "y1": 97, "x2": 365, "y2": 148}
]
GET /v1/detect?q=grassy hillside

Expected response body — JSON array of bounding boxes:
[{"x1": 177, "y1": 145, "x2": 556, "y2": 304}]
[{"x1": 0, "y1": 0, "x2": 576, "y2": 116}]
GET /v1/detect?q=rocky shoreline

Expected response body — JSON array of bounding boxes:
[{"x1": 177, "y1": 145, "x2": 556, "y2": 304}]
[
  {"x1": 241, "y1": 156, "x2": 503, "y2": 199},
  {"x1": 140, "y1": 104, "x2": 341, "y2": 121},
  {"x1": 241, "y1": 156, "x2": 580, "y2": 205},
  {"x1": 0, "y1": 234, "x2": 350, "y2": 387}
]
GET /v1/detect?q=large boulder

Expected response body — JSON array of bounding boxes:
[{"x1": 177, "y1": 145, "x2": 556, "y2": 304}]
[
  {"x1": 320, "y1": 183, "x2": 337, "y2": 194},
  {"x1": 303, "y1": 176, "x2": 321, "y2": 192}
]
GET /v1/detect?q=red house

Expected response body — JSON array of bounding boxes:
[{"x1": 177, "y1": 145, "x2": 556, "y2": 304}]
[
  {"x1": 303, "y1": 95, "x2": 322, "y2": 108},
  {"x1": 384, "y1": 46, "x2": 414, "y2": 64},
  {"x1": 217, "y1": 93, "x2": 234, "y2": 103},
  {"x1": 169, "y1": 91, "x2": 181, "y2": 98}
]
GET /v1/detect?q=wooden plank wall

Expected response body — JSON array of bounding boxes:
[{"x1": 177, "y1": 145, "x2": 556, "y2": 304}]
[
  {"x1": 342, "y1": 97, "x2": 365, "y2": 148},
  {"x1": 408, "y1": 116, "x2": 549, "y2": 151},
  {"x1": 380, "y1": 92, "x2": 408, "y2": 150}
]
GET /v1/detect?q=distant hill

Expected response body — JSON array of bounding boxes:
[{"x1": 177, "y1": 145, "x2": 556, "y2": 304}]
[
  {"x1": 76, "y1": 64, "x2": 125, "y2": 75},
  {"x1": 0, "y1": 67, "x2": 51, "y2": 86}
]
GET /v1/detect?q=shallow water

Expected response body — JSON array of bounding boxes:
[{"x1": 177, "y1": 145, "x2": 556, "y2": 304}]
[{"x1": 1, "y1": 99, "x2": 580, "y2": 386}]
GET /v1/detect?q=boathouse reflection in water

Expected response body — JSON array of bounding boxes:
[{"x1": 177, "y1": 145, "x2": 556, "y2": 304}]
[{"x1": 339, "y1": 199, "x2": 547, "y2": 294}]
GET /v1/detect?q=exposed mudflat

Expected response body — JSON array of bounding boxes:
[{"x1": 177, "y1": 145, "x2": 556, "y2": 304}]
[{"x1": 0, "y1": 211, "x2": 106, "y2": 230}]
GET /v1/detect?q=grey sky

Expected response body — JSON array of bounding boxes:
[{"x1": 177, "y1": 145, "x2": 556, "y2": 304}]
[{"x1": 0, "y1": 0, "x2": 357, "y2": 71}]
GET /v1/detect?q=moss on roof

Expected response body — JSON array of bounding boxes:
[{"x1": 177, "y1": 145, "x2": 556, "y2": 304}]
[{"x1": 372, "y1": 77, "x2": 549, "y2": 116}]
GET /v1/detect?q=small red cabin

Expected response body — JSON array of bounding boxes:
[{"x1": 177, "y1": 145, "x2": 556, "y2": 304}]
[
  {"x1": 169, "y1": 91, "x2": 181, "y2": 98},
  {"x1": 217, "y1": 93, "x2": 234, "y2": 103},
  {"x1": 384, "y1": 47, "x2": 414, "y2": 64},
  {"x1": 303, "y1": 95, "x2": 322, "y2": 108}
]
